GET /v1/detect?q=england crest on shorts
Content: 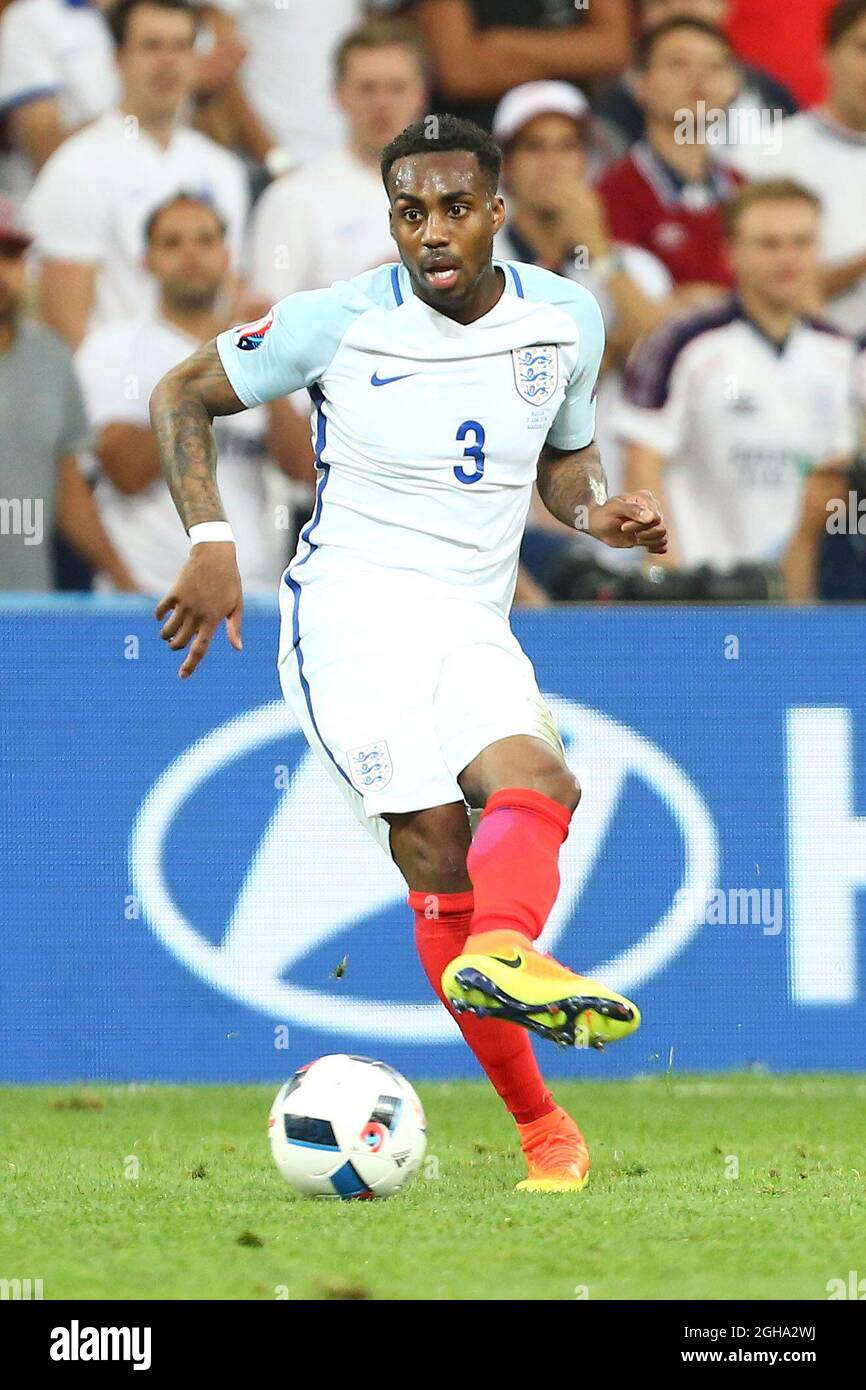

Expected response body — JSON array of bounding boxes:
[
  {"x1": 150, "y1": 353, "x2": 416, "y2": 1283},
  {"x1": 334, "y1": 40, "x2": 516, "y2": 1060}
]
[
  {"x1": 347, "y1": 741, "x2": 393, "y2": 792},
  {"x1": 512, "y1": 345, "x2": 558, "y2": 405}
]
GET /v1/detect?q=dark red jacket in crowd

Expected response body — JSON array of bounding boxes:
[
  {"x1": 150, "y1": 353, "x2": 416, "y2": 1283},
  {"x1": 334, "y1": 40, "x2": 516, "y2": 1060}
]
[{"x1": 596, "y1": 141, "x2": 743, "y2": 288}]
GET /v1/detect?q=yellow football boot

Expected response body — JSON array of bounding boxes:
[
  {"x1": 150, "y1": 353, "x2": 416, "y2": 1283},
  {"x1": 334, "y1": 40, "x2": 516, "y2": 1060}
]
[{"x1": 442, "y1": 929, "x2": 640, "y2": 1049}]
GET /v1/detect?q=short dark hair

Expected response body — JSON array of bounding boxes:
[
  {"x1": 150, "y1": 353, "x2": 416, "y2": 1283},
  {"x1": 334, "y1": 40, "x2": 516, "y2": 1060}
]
[
  {"x1": 826, "y1": 0, "x2": 866, "y2": 46},
  {"x1": 144, "y1": 192, "x2": 227, "y2": 244},
  {"x1": 107, "y1": 0, "x2": 199, "y2": 49},
  {"x1": 381, "y1": 114, "x2": 502, "y2": 192},
  {"x1": 722, "y1": 178, "x2": 821, "y2": 238},
  {"x1": 333, "y1": 18, "x2": 430, "y2": 84},
  {"x1": 636, "y1": 15, "x2": 734, "y2": 69}
]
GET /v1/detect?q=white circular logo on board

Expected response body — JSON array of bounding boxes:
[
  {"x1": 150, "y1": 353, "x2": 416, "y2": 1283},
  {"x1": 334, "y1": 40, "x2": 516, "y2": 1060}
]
[{"x1": 131, "y1": 698, "x2": 719, "y2": 1042}]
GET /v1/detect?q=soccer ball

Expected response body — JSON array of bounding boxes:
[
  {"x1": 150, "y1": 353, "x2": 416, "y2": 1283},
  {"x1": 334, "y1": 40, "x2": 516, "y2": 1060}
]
[{"x1": 268, "y1": 1054, "x2": 427, "y2": 1199}]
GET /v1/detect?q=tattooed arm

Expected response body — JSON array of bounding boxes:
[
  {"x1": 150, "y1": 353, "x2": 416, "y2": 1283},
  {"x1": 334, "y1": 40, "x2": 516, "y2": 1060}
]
[
  {"x1": 149, "y1": 341, "x2": 248, "y2": 678},
  {"x1": 150, "y1": 339, "x2": 244, "y2": 526},
  {"x1": 537, "y1": 441, "x2": 668, "y2": 555}
]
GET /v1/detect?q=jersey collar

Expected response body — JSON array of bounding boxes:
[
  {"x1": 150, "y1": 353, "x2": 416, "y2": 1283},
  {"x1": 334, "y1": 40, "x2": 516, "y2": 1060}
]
[
  {"x1": 391, "y1": 260, "x2": 526, "y2": 328},
  {"x1": 632, "y1": 140, "x2": 738, "y2": 210},
  {"x1": 733, "y1": 295, "x2": 798, "y2": 357}
]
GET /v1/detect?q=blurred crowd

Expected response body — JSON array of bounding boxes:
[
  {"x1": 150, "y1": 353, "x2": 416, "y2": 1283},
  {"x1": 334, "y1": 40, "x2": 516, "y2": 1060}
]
[{"x1": 1, "y1": 0, "x2": 865, "y2": 603}]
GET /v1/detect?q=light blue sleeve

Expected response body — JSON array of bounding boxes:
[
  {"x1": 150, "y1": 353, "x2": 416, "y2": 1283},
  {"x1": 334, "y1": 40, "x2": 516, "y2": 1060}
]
[
  {"x1": 545, "y1": 284, "x2": 606, "y2": 452},
  {"x1": 215, "y1": 281, "x2": 367, "y2": 407}
]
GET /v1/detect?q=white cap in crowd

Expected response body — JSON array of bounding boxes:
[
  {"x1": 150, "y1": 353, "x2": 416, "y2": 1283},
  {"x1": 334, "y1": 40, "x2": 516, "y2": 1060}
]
[{"x1": 492, "y1": 81, "x2": 591, "y2": 149}]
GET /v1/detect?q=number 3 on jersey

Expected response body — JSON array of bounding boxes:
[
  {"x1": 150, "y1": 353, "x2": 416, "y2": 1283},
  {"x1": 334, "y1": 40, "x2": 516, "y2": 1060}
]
[{"x1": 454, "y1": 420, "x2": 485, "y2": 485}]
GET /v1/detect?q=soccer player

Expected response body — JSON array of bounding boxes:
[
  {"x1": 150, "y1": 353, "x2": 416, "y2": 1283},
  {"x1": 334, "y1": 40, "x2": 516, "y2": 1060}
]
[{"x1": 149, "y1": 116, "x2": 667, "y2": 1192}]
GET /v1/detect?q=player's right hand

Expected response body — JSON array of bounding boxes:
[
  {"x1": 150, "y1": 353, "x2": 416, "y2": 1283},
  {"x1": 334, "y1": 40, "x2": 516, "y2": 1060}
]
[{"x1": 155, "y1": 542, "x2": 243, "y2": 679}]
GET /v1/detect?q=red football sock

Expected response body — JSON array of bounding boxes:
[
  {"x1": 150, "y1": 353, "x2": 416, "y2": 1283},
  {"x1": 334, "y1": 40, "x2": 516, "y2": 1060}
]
[
  {"x1": 410, "y1": 888, "x2": 555, "y2": 1126},
  {"x1": 466, "y1": 787, "x2": 573, "y2": 942}
]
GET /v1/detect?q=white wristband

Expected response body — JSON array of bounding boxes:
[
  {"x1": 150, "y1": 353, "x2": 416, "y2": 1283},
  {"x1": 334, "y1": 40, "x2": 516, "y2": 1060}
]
[{"x1": 189, "y1": 522, "x2": 235, "y2": 547}]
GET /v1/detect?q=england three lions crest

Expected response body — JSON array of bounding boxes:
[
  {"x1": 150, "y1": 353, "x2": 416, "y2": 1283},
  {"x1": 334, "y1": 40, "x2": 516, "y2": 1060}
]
[
  {"x1": 347, "y1": 742, "x2": 393, "y2": 792},
  {"x1": 512, "y1": 345, "x2": 558, "y2": 405}
]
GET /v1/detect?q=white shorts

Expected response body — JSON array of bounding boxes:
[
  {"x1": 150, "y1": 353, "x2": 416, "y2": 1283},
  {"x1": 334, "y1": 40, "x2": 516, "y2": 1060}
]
[{"x1": 277, "y1": 567, "x2": 563, "y2": 854}]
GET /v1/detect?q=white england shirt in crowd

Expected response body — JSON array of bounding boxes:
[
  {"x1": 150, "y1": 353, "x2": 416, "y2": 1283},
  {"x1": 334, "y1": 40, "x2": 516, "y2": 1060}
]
[
  {"x1": 75, "y1": 316, "x2": 279, "y2": 593},
  {"x1": 25, "y1": 111, "x2": 250, "y2": 330},
  {"x1": 613, "y1": 298, "x2": 858, "y2": 568},
  {"x1": 248, "y1": 147, "x2": 396, "y2": 302},
  {"x1": 729, "y1": 110, "x2": 866, "y2": 336},
  {"x1": 208, "y1": 0, "x2": 360, "y2": 167},
  {"x1": 0, "y1": 0, "x2": 118, "y2": 198},
  {"x1": 495, "y1": 225, "x2": 673, "y2": 569},
  {"x1": 216, "y1": 260, "x2": 604, "y2": 613}
]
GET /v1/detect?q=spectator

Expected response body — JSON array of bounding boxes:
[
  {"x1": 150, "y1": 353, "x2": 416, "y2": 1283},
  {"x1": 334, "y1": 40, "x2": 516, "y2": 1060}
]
[
  {"x1": 25, "y1": 0, "x2": 249, "y2": 348},
  {"x1": 0, "y1": 196, "x2": 136, "y2": 593},
  {"x1": 615, "y1": 180, "x2": 857, "y2": 584},
  {"x1": 389, "y1": 0, "x2": 631, "y2": 135},
  {"x1": 248, "y1": 19, "x2": 427, "y2": 302},
  {"x1": 725, "y1": 0, "x2": 838, "y2": 108},
  {"x1": 74, "y1": 193, "x2": 309, "y2": 595},
  {"x1": 0, "y1": 0, "x2": 276, "y2": 189},
  {"x1": 596, "y1": 18, "x2": 742, "y2": 295},
  {"x1": 594, "y1": 0, "x2": 797, "y2": 160},
  {"x1": 0, "y1": 0, "x2": 118, "y2": 198},
  {"x1": 494, "y1": 81, "x2": 675, "y2": 353},
  {"x1": 491, "y1": 80, "x2": 676, "y2": 589},
  {"x1": 202, "y1": 0, "x2": 363, "y2": 170},
  {"x1": 730, "y1": 0, "x2": 866, "y2": 337},
  {"x1": 784, "y1": 338, "x2": 866, "y2": 600}
]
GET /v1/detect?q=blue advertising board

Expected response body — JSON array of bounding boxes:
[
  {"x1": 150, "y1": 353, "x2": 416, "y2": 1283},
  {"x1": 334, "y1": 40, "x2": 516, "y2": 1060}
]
[{"x1": 1, "y1": 598, "x2": 865, "y2": 1082}]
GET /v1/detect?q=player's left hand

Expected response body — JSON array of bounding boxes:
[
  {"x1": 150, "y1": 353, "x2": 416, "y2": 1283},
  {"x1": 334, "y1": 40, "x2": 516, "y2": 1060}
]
[{"x1": 587, "y1": 491, "x2": 667, "y2": 554}]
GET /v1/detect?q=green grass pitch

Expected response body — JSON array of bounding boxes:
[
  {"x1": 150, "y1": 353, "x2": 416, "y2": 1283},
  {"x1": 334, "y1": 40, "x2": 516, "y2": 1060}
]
[{"x1": 2, "y1": 1075, "x2": 865, "y2": 1301}]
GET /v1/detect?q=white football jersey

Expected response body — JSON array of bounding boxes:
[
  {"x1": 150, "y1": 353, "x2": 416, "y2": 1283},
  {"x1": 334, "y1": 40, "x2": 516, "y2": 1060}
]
[
  {"x1": 216, "y1": 261, "x2": 604, "y2": 612},
  {"x1": 614, "y1": 298, "x2": 857, "y2": 568}
]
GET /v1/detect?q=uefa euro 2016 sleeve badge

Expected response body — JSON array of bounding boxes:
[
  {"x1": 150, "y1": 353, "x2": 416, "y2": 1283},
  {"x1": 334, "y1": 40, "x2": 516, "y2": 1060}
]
[
  {"x1": 232, "y1": 307, "x2": 275, "y2": 351},
  {"x1": 347, "y1": 742, "x2": 393, "y2": 792},
  {"x1": 512, "y1": 345, "x2": 558, "y2": 405}
]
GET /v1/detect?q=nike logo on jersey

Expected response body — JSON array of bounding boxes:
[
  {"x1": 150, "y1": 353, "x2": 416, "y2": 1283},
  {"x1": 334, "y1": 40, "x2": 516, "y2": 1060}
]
[
  {"x1": 490, "y1": 954, "x2": 523, "y2": 969},
  {"x1": 370, "y1": 371, "x2": 418, "y2": 387}
]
